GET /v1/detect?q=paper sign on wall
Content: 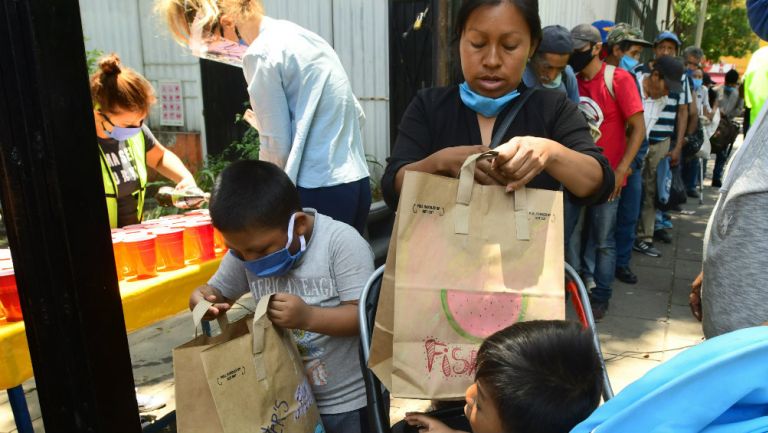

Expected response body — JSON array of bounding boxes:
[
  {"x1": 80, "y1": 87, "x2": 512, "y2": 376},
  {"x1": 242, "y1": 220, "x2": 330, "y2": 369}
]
[{"x1": 159, "y1": 80, "x2": 184, "y2": 127}]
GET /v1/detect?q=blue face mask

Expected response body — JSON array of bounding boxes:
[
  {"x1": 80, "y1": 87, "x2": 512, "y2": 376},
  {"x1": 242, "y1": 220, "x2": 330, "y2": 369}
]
[
  {"x1": 235, "y1": 213, "x2": 307, "y2": 278},
  {"x1": 619, "y1": 55, "x2": 639, "y2": 72},
  {"x1": 541, "y1": 73, "x2": 563, "y2": 89},
  {"x1": 100, "y1": 111, "x2": 142, "y2": 141},
  {"x1": 692, "y1": 78, "x2": 703, "y2": 90},
  {"x1": 459, "y1": 82, "x2": 520, "y2": 118},
  {"x1": 106, "y1": 126, "x2": 142, "y2": 141}
]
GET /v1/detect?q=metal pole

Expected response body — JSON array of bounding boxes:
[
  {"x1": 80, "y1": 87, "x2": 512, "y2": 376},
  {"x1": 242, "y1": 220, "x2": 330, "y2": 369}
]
[
  {"x1": 434, "y1": 0, "x2": 455, "y2": 86},
  {"x1": 0, "y1": 0, "x2": 141, "y2": 431},
  {"x1": 695, "y1": 0, "x2": 708, "y2": 47}
]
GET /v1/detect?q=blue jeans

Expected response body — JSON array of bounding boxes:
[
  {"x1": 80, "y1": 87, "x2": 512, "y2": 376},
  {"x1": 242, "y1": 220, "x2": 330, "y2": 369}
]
[
  {"x1": 321, "y1": 406, "x2": 369, "y2": 433},
  {"x1": 565, "y1": 198, "x2": 620, "y2": 303},
  {"x1": 298, "y1": 177, "x2": 371, "y2": 235},
  {"x1": 615, "y1": 167, "x2": 642, "y2": 268},
  {"x1": 682, "y1": 157, "x2": 700, "y2": 191}
]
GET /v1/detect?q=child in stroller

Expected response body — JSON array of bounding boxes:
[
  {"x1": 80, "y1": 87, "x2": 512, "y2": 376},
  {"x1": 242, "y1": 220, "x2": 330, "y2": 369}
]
[{"x1": 404, "y1": 320, "x2": 603, "y2": 433}]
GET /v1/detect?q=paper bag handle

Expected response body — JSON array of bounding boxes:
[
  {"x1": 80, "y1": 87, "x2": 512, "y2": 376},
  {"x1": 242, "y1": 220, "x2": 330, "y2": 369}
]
[
  {"x1": 455, "y1": 152, "x2": 530, "y2": 240},
  {"x1": 191, "y1": 299, "x2": 229, "y2": 333},
  {"x1": 250, "y1": 294, "x2": 273, "y2": 382}
]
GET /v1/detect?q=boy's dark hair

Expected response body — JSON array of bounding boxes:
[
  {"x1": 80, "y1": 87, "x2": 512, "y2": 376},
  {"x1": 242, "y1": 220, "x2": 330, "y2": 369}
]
[
  {"x1": 454, "y1": 0, "x2": 542, "y2": 51},
  {"x1": 725, "y1": 69, "x2": 740, "y2": 85},
  {"x1": 209, "y1": 160, "x2": 301, "y2": 232},
  {"x1": 475, "y1": 320, "x2": 603, "y2": 433}
]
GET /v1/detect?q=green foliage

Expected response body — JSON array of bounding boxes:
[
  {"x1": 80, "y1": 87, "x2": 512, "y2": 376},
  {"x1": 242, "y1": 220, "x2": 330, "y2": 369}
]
[
  {"x1": 366, "y1": 155, "x2": 384, "y2": 202},
  {"x1": 193, "y1": 103, "x2": 260, "y2": 192},
  {"x1": 84, "y1": 38, "x2": 103, "y2": 75},
  {"x1": 142, "y1": 103, "x2": 260, "y2": 220},
  {"x1": 673, "y1": 0, "x2": 759, "y2": 61}
]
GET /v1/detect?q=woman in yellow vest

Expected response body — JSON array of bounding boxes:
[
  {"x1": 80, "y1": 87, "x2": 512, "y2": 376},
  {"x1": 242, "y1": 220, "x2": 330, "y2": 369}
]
[{"x1": 91, "y1": 54, "x2": 196, "y2": 228}]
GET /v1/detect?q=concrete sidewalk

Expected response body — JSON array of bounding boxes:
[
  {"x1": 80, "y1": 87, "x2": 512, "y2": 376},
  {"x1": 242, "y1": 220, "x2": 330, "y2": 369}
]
[{"x1": 0, "y1": 176, "x2": 717, "y2": 432}]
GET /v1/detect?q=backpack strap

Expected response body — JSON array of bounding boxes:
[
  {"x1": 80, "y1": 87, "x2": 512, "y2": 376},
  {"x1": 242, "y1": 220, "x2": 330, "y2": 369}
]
[
  {"x1": 604, "y1": 64, "x2": 616, "y2": 100},
  {"x1": 490, "y1": 88, "x2": 538, "y2": 149}
]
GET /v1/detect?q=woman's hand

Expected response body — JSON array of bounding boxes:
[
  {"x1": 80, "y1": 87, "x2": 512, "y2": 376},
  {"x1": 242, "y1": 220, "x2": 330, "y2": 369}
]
[
  {"x1": 690, "y1": 271, "x2": 703, "y2": 322},
  {"x1": 405, "y1": 413, "x2": 463, "y2": 433},
  {"x1": 428, "y1": 145, "x2": 495, "y2": 181},
  {"x1": 175, "y1": 176, "x2": 198, "y2": 191},
  {"x1": 492, "y1": 136, "x2": 556, "y2": 192}
]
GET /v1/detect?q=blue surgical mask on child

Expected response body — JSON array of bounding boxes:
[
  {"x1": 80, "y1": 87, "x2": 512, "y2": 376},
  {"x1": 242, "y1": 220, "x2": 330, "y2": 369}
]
[
  {"x1": 234, "y1": 213, "x2": 307, "y2": 278},
  {"x1": 459, "y1": 82, "x2": 520, "y2": 118},
  {"x1": 619, "y1": 55, "x2": 639, "y2": 72},
  {"x1": 692, "y1": 78, "x2": 703, "y2": 90},
  {"x1": 541, "y1": 73, "x2": 563, "y2": 89}
]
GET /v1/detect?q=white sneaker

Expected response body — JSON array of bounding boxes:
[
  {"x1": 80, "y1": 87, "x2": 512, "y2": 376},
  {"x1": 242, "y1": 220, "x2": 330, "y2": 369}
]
[{"x1": 136, "y1": 390, "x2": 166, "y2": 412}]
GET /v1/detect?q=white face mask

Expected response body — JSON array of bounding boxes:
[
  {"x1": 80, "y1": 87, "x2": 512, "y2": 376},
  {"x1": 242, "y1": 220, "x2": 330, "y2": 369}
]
[
  {"x1": 188, "y1": 12, "x2": 248, "y2": 68},
  {"x1": 541, "y1": 72, "x2": 563, "y2": 89}
]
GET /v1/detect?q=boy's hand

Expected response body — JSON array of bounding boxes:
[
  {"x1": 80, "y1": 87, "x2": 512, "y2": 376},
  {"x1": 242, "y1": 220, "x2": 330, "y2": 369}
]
[
  {"x1": 268, "y1": 293, "x2": 313, "y2": 330},
  {"x1": 405, "y1": 413, "x2": 462, "y2": 433},
  {"x1": 189, "y1": 285, "x2": 232, "y2": 320}
]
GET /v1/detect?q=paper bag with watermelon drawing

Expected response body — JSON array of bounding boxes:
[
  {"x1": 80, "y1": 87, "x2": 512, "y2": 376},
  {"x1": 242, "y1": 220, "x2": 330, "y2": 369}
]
[{"x1": 391, "y1": 152, "x2": 565, "y2": 399}]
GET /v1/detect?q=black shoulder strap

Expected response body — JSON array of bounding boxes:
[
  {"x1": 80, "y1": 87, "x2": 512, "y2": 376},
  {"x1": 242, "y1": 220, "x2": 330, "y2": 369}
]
[{"x1": 490, "y1": 88, "x2": 538, "y2": 149}]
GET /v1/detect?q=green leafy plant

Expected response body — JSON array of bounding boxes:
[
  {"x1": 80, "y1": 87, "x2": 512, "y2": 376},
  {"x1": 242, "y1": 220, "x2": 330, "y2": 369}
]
[
  {"x1": 672, "y1": 0, "x2": 759, "y2": 61},
  {"x1": 84, "y1": 38, "x2": 103, "y2": 75},
  {"x1": 142, "y1": 103, "x2": 260, "y2": 220},
  {"x1": 366, "y1": 154, "x2": 384, "y2": 203}
]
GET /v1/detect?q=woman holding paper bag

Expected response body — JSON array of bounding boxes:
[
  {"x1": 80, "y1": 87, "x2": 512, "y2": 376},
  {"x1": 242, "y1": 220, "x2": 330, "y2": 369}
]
[
  {"x1": 155, "y1": 0, "x2": 371, "y2": 234},
  {"x1": 382, "y1": 0, "x2": 614, "y2": 209}
]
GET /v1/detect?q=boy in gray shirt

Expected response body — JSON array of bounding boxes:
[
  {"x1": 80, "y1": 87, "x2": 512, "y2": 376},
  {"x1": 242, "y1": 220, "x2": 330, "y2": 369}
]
[{"x1": 190, "y1": 160, "x2": 374, "y2": 433}]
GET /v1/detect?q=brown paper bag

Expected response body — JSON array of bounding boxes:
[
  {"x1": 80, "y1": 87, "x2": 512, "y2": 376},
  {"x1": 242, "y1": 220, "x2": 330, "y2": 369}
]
[
  {"x1": 173, "y1": 302, "x2": 248, "y2": 433},
  {"x1": 199, "y1": 295, "x2": 323, "y2": 433},
  {"x1": 391, "y1": 152, "x2": 565, "y2": 399},
  {"x1": 367, "y1": 211, "x2": 400, "y2": 390}
]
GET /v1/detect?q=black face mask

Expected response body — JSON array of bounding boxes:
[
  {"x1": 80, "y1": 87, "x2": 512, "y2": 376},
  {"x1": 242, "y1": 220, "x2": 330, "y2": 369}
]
[{"x1": 569, "y1": 47, "x2": 595, "y2": 73}]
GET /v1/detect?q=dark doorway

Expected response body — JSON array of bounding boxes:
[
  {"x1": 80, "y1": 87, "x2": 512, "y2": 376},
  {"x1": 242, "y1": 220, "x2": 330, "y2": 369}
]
[
  {"x1": 389, "y1": 0, "x2": 435, "y2": 149},
  {"x1": 199, "y1": 59, "x2": 250, "y2": 156}
]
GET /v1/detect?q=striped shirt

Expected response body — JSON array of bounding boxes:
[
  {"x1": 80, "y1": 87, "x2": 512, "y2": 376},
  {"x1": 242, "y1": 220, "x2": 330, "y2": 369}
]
[{"x1": 633, "y1": 63, "x2": 691, "y2": 144}]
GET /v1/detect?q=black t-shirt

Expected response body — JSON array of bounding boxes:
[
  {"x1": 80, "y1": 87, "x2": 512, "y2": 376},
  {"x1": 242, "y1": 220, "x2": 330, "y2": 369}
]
[
  {"x1": 98, "y1": 125, "x2": 157, "y2": 227},
  {"x1": 381, "y1": 85, "x2": 613, "y2": 210}
]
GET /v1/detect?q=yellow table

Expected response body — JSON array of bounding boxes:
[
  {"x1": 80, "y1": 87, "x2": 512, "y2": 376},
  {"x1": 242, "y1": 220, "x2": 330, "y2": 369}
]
[{"x1": 0, "y1": 257, "x2": 222, "y2": 390}]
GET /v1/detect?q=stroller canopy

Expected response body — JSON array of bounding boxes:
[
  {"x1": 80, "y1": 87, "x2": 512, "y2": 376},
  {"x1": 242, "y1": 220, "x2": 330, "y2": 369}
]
[{"x1": 572, "y1": 326, "x2": 768, "y2": 433}]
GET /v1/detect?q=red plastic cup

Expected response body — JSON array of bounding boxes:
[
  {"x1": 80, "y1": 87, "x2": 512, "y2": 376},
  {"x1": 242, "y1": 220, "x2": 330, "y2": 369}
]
[
  {"x1": 182, "y1": 221, "x2": 216, "y2": 263},
  {"x1": 123, "y1": 234, "x2": 158, "y2": 279},
  {"x1": 213, "y1": 227, "x2": 227, "y2": 256},
  {"x1": 111, "y1": 234, "x2": 126, "y2": 281},
  {"x1": 155, "y1": 228, "x2": 186, "y2": 271},
  {"x1": 0, "y1": 269, "x2": 22, "y2": 321}
]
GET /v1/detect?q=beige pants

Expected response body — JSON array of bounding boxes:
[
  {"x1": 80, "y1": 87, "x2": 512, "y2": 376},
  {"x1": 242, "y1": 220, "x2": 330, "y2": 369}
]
[{"x1": 637, "y1": 138, "x2": 670, "y2": 242}]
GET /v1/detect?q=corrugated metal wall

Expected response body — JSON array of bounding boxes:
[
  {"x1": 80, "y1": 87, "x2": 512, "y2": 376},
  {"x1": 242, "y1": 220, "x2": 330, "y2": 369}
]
[
  {"x1": 262, "y1": 0, "x2": 391, "y2": 170},
  {"x1": 80, "y1": 0, "x2": 205, "y2": 138},
  {"x1": 540, "y1": 0, "x2": 618, "y2": 28}
]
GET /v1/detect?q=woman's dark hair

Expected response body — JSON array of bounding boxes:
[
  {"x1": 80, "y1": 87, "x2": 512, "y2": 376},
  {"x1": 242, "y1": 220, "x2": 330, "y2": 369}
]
[
  {"x1": 454, "y1": 0, "x2": 542, "y2": 49},
  {"x1": 209, "y1": 160, "x2": 301, "y2": 233},
  {"x1": 475, "y1": 320, "x2": 603, "y2": 433}
]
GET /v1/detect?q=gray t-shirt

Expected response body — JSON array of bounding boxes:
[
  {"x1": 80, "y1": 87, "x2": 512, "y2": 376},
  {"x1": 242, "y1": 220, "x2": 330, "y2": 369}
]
[
  {"x1": 702, "y1": 104, "x2": 768, "y2": 338},
  {"x1": 208, "y1": 210, "x2": 374, "y2": 414}
]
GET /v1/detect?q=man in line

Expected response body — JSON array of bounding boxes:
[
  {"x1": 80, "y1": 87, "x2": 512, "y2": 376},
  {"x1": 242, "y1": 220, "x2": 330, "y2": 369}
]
[
  {"x1": 632, "y1": 31, "x2": 693, "y2": 256},
  {"x1": 566, "y1": 24, "x2": 645, "y2": 320},
  {"x1": 523, "y1": 25, "x2": 580, "y2": 104},
  {"x1": 604, "y1": 23, "x2": 651, "y2": 284}
]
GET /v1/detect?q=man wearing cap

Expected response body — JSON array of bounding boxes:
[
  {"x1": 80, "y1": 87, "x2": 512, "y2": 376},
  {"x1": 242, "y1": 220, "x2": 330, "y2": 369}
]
[
  {"x1": 522, "y1": 25, "x2": 580, "y2": 104},
  {"x1": 604, "y1": 23, "x2": 651, "y2": 72},
  {"x1": 633, "y1": 56, "x2": 686, "y2": 260},
  {"x1": 603, "y1": 23, "x2": 652, "y2": 285},
  {"x1": 564, "y1": 23, "x2": 645, "y2": 320},
  {"x1": 630, "y1": 31, "x2": 694, "y2": 257}
]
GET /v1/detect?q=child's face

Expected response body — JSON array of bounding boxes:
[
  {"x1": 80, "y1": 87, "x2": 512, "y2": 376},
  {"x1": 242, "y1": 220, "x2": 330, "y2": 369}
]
[
  {"x1": 465, "y1": 381, "x2": 506, "y2": 433},
  {"x1": 220, "y1": 213, "x2": 308, "y2": 261}
]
